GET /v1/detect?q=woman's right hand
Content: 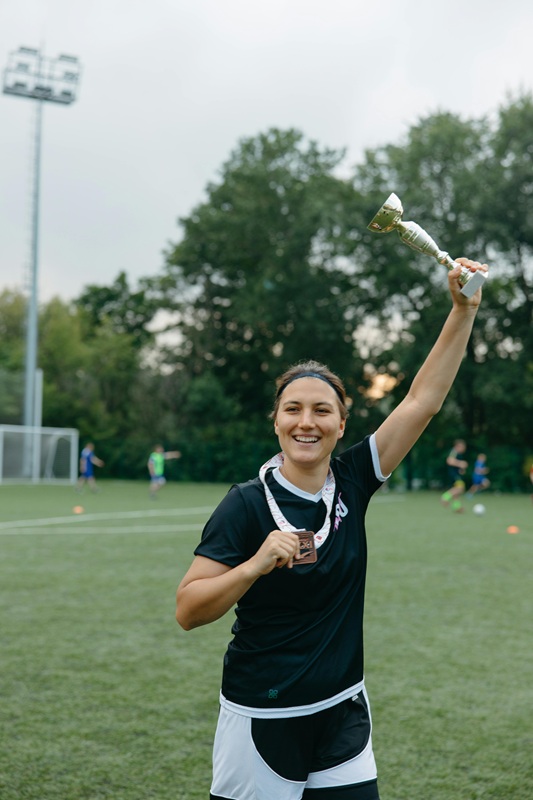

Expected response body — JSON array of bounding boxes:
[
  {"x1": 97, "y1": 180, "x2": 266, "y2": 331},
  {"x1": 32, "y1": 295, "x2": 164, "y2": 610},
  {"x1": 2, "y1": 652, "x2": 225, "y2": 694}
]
[
  {"x1": 176, "y1": 531, "x2": 300, "y2": 630},
  {"x1": 249, "y1": 530, "x2": 301, "y2": 575}
]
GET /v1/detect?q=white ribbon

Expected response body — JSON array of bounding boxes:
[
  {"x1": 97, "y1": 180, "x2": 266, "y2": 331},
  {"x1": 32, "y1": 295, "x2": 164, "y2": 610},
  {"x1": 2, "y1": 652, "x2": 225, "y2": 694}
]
[{"x1": 258, "y1": 453, "x2": 335, "y2": 546}]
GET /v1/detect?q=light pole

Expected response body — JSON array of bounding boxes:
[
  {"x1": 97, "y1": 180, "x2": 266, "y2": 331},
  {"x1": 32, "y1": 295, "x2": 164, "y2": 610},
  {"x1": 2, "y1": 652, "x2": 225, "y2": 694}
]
[
  {"x1": 2, "y1": 46, "x2": 81, "y2": 430},
  {"x1": 2, "y1": 46, "x2": 81, "y2": 478}
]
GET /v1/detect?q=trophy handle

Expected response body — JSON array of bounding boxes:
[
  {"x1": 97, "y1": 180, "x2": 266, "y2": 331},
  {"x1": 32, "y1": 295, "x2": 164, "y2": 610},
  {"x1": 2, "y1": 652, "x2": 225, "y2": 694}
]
[
  {"x1": 397, "y1": 222, "x2": 485, "y2": 296},
  {"x1": 367, "y1": 193, "x2": 488, "y2": 298}
]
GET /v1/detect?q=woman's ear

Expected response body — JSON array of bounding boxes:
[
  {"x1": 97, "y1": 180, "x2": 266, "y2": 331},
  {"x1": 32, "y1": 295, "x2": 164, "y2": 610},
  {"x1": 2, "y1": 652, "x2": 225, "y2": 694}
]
[{"x1": 337, "y1": 420, "x2": 346, "y2": 439}]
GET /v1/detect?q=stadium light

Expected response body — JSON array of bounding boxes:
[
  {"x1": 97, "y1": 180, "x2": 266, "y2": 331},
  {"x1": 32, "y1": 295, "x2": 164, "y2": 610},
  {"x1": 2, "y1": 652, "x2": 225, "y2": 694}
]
[
  {"x1": 2, "y1": 46, "x2": 81, "y2": 478},
  {"x1": 2, "y1": 47, "x2": 81, "y2": 425}
]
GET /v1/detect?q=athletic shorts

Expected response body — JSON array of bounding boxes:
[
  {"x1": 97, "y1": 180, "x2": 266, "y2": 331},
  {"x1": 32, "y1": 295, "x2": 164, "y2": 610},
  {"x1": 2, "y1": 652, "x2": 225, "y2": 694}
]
[{"x1": 210, "y1": 688, "x2": 379, "y2": 800}]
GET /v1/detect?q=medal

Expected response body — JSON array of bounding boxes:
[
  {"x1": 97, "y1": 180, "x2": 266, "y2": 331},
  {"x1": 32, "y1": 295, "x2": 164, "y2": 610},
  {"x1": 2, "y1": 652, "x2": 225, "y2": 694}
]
[
  {"x1": 258, "y1": 453, "x2": 335, "y2": 550},
  {"x1": 296, "y1": 531, "x2": 317, "y2": 564}
]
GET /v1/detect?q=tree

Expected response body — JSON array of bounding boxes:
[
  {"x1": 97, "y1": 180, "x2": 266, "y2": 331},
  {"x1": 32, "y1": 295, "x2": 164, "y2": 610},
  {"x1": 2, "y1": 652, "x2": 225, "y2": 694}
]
[
  {"x1": 160, "y1": 128, "x2": 370, "y2": 440},
  {"x1": 0, "y1": 289, "x2": 26, "y2": 371},
  {"x1": 0, "y1": 289, "x2": 26, "y2": 423},
  {"x1": 350, "y1": 104, "x2": 532, "y2": 451},
  {"x1": 38, "y1": 297, "x2": 94, "y2": 430},
  {"x1": 470, "y1": 94, "x2": 533, "y2": 443},
  {"x1": 4, "y1": 105, "x2": 528, "y2": 485},
  {"x1": 83, "y1": 322, "x2": 140, "y2": 435},
  {"x1": 75, "y1": 271, "x2": 159, "y2": 349}
]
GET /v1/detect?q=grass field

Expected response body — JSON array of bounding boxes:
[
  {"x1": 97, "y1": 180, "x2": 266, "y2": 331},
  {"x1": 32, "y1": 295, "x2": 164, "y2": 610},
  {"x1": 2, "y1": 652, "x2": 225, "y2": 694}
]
[{"x1": 0, "y1": 481, "x2": 531, "y2": 799}]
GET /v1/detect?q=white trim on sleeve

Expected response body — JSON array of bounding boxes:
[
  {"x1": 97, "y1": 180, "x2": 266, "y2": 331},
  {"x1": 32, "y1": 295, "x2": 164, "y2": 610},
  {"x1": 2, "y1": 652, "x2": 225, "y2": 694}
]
[{"x1": 369, "y1": 433, "x2": 391, "y2": 483}]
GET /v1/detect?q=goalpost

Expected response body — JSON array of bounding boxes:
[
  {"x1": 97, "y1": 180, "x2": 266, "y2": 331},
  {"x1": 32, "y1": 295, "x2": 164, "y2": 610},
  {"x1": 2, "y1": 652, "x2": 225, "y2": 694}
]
[{"x1": 0, "y1": 425, "x2": 79, "y2": 484}]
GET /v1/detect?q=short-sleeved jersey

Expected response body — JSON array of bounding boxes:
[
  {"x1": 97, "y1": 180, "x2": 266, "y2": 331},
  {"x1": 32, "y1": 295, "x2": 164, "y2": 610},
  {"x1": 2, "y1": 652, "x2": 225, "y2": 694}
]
[
  {"x1": 447, "y1": 447, "x2": 466, "y2": 482},
  {"x1": 194, "y1": 435, "x2": 385, "y2": 718},
  {"x1": 80, "y1": 448, "x2": 94, "y2": 478},
  {"x1": 471, "y1": 458, "x2": 487, "y2": 485},
  {"x1": 149, "y1": 452, "x2": 165, "y2": 477}
]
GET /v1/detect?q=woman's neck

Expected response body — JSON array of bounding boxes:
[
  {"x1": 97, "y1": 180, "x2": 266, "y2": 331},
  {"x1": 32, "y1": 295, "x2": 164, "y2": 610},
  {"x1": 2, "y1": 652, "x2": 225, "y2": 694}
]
[{"x1": 279, "y1": 459, "x2": 330, "y2": 495}]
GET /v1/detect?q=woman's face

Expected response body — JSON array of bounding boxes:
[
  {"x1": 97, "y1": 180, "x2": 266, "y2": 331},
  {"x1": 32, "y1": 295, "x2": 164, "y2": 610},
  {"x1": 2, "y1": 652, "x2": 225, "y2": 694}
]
[{"x1": 274, "y1": 377, "x2": 345, "y2": 469}]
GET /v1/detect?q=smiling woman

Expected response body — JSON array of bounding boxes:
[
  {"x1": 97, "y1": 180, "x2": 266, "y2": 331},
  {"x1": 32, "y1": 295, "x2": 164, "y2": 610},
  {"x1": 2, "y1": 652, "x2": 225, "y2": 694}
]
[
  {"x1": 175, "y1": 259, "x2": 488, "y2": 800},
  {"x1": 271, "y1": 365, "x2": 347, "y2": 495}
]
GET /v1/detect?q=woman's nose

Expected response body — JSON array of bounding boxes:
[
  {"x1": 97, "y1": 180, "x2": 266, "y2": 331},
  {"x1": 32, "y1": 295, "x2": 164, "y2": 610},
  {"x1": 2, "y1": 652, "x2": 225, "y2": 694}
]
[{"x1": 298, "y1": 410, "x2": 314, "y2": 428}]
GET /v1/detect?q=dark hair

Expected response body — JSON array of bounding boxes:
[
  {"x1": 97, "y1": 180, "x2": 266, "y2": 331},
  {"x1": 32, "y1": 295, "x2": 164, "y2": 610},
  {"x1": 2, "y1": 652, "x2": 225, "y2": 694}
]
[{"x1": 270, "y1": 360, "x2": 349, "y2": 420}]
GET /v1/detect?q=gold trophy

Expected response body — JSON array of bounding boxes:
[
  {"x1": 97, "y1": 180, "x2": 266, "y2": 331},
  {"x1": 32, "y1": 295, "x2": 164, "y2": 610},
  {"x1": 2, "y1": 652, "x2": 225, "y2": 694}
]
[{"x1": 367, "y1": 193, "x2": 487, "y2": 298}]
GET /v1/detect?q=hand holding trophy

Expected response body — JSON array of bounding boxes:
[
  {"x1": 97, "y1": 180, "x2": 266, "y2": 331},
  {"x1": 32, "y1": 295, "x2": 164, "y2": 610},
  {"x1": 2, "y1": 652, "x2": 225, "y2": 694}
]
[{"x1": 367, "y1": 193, "x2": 488, "y2": 298}]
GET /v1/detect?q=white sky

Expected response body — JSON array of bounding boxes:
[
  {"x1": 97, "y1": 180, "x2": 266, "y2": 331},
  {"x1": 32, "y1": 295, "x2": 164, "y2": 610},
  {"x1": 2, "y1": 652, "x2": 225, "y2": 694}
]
[{"x1": 1, "y1": 0, "x2": 532, "y2": 302}]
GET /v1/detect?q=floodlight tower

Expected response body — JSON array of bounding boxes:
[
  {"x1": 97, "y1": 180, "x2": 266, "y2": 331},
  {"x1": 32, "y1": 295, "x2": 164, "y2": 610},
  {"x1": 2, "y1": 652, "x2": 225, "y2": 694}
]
[{"x1": 2, "y1": 46, "x2": 81, "y2": 435}]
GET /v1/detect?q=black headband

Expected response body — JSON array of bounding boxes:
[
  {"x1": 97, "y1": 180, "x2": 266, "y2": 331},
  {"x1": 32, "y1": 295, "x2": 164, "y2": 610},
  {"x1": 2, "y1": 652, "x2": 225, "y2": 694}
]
[{"x1": 276, "y1": 371, "x2": 344, "y2": 403}]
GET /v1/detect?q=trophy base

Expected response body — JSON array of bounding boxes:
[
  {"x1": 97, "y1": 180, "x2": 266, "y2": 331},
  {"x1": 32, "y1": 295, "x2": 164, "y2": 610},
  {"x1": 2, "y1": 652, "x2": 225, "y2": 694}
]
[{"x1": 460, "y1": 268, "x2": 487, "y2": 298}]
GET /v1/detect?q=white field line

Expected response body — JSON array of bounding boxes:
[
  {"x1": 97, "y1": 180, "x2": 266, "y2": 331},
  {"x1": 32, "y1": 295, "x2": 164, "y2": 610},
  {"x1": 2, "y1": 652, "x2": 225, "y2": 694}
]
[
  {"x1": 0, "y1": 523, "x2": 205, "y2": 536},
  {"x1": 0, "y1": 506, "x2": 214, "y2": 531},
  {"x1": 0, "y1": 496, "x2": 404, "y2": 536}
]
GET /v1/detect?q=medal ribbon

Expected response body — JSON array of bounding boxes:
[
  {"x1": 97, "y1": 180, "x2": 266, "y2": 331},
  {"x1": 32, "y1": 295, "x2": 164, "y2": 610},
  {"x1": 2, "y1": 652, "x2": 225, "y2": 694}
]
[{"x1": 258, "y1": 453, "x2": 335, "y2": 546}]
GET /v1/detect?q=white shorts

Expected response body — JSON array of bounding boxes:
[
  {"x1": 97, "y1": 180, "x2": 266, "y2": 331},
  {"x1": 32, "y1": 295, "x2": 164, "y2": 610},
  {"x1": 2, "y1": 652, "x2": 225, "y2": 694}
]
[{"x1": 210, "y1": 687, "x2": 379, "y2": 800}]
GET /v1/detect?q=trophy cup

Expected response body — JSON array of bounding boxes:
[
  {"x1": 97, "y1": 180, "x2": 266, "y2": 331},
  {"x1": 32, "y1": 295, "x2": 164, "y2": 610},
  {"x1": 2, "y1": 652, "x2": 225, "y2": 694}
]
[{"x1": 367, "y1": 193, "x2": 487, "y2": 298}]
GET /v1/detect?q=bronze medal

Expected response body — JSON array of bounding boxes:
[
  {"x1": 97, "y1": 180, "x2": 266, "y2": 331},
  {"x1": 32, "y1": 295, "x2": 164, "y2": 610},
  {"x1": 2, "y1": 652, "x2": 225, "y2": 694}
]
[{"x1": 296, "y1": 531, "x2": 317, "y2": 564}]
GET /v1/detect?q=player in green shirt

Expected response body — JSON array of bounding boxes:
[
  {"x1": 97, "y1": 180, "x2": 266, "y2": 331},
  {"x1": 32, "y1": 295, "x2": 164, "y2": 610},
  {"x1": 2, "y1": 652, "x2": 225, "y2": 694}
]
[{"x1": 148, "y1": 445, "x2": 181, "y2": 497}]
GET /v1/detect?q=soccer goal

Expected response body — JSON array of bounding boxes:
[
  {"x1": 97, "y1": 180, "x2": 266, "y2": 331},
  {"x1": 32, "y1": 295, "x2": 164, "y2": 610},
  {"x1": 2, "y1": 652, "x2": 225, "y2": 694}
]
[{"x1": 0, "y1": 425, "x2": 79, "y2": 484}]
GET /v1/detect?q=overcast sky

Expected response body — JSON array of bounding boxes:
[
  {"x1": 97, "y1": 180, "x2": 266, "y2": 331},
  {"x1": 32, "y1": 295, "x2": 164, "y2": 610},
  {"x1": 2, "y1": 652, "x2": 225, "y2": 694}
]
[{"x1": 1, "y1": 0, "x2": 532, "y2": 303}]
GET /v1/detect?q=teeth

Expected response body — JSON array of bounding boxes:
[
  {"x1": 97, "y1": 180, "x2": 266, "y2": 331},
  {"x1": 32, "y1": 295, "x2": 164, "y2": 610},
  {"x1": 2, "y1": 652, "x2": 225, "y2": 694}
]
[{"x1": 295, "y1": 436, "x2": 318, "y2": 443}]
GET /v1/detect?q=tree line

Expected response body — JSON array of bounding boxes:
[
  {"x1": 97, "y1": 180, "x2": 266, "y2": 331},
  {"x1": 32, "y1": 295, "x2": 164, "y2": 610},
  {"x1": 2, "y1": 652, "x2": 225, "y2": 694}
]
[{"x1": 1, "y1": 94, "x2": 532, "y2": 490}]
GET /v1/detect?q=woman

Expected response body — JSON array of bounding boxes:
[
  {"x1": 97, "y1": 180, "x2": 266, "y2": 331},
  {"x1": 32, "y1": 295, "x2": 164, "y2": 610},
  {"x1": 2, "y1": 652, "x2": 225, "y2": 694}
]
[{"x1": 176, "y1": 259, "x2": 487, "y2": 800}]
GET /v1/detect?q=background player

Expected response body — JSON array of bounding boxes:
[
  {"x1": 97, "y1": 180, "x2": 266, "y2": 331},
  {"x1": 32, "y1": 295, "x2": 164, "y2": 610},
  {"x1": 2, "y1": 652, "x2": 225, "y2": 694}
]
[
  {"x1": 76, "y1": 442, "x2": 104, "y2": 493},
  {"x1": 467, "y1": 453, "x2": 490, "y2": 496},
  {"x1": 148, "y1": 445, "x2": 181, "y2": 497},
  {"x1": 440, "y1": 439, "x2": 468, "y2": 513}
]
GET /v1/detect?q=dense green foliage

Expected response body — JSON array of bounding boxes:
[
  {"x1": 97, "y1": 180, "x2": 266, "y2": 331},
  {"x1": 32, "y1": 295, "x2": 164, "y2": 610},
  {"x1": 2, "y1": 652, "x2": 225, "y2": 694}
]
[{"x1": 1, "y1": 95, "x2": 532, "y2": 487}]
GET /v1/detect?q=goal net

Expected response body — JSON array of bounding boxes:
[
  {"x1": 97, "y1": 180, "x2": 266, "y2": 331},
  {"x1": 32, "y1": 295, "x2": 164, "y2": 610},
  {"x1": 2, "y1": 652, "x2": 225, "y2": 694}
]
[{"x1": 0, "y1": 425, "x2": 79, "y2": 484}]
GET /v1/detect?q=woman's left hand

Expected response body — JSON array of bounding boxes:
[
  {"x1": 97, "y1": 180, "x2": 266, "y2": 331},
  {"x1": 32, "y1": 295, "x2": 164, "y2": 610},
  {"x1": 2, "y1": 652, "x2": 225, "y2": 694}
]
[{"x1": 449, "y1": 258, "x2": 489, "y2": 308}]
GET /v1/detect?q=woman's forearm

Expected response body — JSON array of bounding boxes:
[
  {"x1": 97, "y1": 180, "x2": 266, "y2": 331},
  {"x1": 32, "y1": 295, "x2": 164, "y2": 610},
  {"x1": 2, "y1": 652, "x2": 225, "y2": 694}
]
[
  {"x1": 408, "y1": 304, "x2": 478, "y2": 415},
  {"x1": 176, "y1": 560, "x2": 259, "y2": 631}
]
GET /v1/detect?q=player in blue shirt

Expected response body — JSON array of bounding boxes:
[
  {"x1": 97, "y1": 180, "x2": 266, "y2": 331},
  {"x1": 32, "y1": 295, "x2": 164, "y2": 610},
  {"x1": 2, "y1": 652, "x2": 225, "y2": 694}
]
[
  {"x1": 467, "y1": 453, "x2": 490, "y2": 496},
  {"x1": 76, "y1": 442, "x2": 104, "y2": 493}
]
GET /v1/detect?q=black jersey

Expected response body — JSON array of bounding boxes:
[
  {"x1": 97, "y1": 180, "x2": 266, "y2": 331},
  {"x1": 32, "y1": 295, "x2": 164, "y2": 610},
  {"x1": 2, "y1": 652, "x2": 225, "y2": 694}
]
[
  {"x1": 194, "y1": 435, "x2": 384, "y2": 717},
  {"x1": 447, "y1": 447, "x2": 466, "y2": 483}
]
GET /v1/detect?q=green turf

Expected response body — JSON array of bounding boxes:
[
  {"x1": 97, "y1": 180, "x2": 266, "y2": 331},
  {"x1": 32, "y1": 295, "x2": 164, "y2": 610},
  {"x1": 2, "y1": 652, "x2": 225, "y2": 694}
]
[{"x1": 0, "y1": 482, "x2": 531, "y2": 799}]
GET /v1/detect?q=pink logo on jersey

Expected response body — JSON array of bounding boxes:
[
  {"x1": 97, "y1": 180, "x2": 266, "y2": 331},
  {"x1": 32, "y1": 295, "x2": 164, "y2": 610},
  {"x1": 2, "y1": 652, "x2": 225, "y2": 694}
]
[{"x1": 334, "y1": 493, "x2": 348, "y2": 530}]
